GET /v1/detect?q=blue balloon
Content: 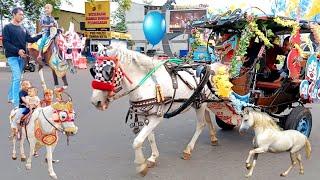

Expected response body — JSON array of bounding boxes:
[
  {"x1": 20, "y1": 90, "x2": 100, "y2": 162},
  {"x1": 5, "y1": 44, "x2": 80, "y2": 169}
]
[{"x1": 143, "y1": 11, "x2": 166, "y2": 46}]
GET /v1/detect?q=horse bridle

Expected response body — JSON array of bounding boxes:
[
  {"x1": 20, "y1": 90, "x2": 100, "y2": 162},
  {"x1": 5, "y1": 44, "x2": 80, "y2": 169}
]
[{"x1": 90, "y1": 56, "x2": 133, "y2": 101}]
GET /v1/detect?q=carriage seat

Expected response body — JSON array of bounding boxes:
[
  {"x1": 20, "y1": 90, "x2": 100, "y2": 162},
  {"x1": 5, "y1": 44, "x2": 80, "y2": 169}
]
[{"x1": 256, "y1": 81, "x2": 281, "y2": 89}]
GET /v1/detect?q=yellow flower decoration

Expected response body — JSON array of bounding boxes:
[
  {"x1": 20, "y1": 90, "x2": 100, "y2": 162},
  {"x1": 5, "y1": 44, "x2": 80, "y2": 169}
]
[
  {"x1": 274, "y1": 17, "x2": 300, "y2": 36},
  {"x1": 248, "y1": 21, "x2": 273, "y2": 48},
  {"x1": 211, "y1": 66, "x2": 234, "y2": 99}
]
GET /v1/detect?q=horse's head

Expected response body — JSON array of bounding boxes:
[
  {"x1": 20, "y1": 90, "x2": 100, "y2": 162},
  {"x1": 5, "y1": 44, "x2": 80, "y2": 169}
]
[
  {"x1": 90, "y1": 46, "x2": 134, "y2": 110},
  {"x1": 90, "y1": 55, "x2": 126, "y2": 110},
  {"x1": 239, "y1": 108, "x2": 255, "y2": 135},
  {"x1": 51, "y1": 95, "x2": 78, "y2": 135},
  {"x1": 239, "y1": 108, "x2": 280, "y2": 135}
]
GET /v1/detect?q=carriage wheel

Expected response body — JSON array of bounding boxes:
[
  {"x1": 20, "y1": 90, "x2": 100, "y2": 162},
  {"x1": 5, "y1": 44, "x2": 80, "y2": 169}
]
[
  {"x1": 285, "y1": 106, "x2": 312, "y2": 137},
  {"x1": 215, "y1": 116, "x2": 235, "y2": 130}
]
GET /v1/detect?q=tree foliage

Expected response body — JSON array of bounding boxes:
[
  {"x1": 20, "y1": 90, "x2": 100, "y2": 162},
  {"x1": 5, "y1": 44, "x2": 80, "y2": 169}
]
[
  {"x1": 112, "y1": 0, "x2": 132, "y2": 32},
  {"x1": 0, "y1": 0, "x2": 15, "y2": 18},
  {"x1": 0, "y1": 0, "x2": 71, "y2": 21}
]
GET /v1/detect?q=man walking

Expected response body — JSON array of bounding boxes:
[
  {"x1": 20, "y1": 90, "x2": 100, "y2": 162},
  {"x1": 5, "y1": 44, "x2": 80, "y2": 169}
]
[{"x1": 2, "y1": 7, "x2": 42, "y2": 108}]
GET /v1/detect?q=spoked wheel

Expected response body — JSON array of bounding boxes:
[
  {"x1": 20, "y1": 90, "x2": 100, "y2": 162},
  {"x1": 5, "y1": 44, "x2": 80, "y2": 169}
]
[
  {"x1": 285, "y1": 106, "x2": 312, "y2": 137},
  {"x1": 215, "y1": 116, "x2": 235, "y2": 130}
]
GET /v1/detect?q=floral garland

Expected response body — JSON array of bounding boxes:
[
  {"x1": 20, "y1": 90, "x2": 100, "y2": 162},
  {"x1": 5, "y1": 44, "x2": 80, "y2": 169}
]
[
  {"x1": 248, "y1": 21, "x2": 273, "y2": 48},
  {"x1": 212, "y1": 65, "x2": 234, "y2": 99},
  {"x1": 230, "y1": 16, "x2": 276, "y2": 77},
  {"x1": 274, "y1": 17, "x2": 300, "y2": 36},
  {"x1": 230, "y1": 23, "x2": 254, "y2": 77}
]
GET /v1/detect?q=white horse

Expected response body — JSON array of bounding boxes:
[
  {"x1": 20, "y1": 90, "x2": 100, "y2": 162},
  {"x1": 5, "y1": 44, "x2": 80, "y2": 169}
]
[
  {"x1": 23, "y1": 102, "x2": 78, "y2": 179},
  {"x1": 90, "y1": 46, "x2": 223, "y2": 176},
  {"x1": 239, "y1": 109, "x2": 311, "y2": 177}
]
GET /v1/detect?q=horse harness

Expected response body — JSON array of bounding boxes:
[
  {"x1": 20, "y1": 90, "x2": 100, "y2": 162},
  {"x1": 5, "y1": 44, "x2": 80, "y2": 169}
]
[
  {"x1": 22, "y1": 102, "x2": 75, "y2": 146},
  {"x1": 90, "y1": 56, "x2": 216, "y2": 134}
]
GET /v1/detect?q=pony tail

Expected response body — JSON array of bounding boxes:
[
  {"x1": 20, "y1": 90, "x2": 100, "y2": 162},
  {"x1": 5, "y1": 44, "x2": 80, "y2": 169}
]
[{"x1": 305, "y1": 139, "x2": 311, "y2": 160}]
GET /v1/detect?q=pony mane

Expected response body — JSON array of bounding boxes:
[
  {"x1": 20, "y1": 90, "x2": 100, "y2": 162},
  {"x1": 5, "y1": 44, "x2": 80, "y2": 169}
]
[
  {"x1": 112, "y1": 47, "x2": 161, "y2": 69},
  {"x1": 250, "y1": 110, "x2": 280, "y2": 131}
]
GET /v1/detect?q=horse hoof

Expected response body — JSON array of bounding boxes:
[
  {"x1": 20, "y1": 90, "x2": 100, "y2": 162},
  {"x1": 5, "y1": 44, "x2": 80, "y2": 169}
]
[
  {"x1": 280, "y1": 173, "x2": 287, "y2": 177},
  {"x1": 12, "y1": 156, "x2": 17, "y2": 160},
  {"x1": 21, "y1": 157, "x2": 26, "y2": 162},
  {"x1": 245, "y1": 174, "x2": 252, "y2": 178},
  {"x1": 138, "y1": 166, "x2": 148, "y2": 177},
  {"x1": 299, "y1": 171, "x2": 304, "y2": 175},
  {"x1": 26, "y1": 164, "x2": 31, "y2": 170},
  {"x1": 246, "y1": 163, "x2": 252, "y2": 170},
  {"x1": 181, "y1": 152, "x2": 191, "y2": 160},
  {"x1": 147, "y1": 160, "x2": 156, "y2": 168},
  {"x1": 50, "y1": 174, "x2": 58, "y2": 179},
  {"x1": 211, "y1": 139, "x2": 218, "y2": 146}
]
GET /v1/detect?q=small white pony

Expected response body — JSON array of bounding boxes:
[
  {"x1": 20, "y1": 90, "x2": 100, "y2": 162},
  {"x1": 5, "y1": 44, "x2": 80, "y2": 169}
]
[
  {"x1": 239, "y1": 109, "x2": 311, "y2": 177},
  {"x1": 90, "y1": 46, "x2": 223, "y2": 176},
  {"x1": 16, "y1": 101, "x2": 78, "y2": 179}
]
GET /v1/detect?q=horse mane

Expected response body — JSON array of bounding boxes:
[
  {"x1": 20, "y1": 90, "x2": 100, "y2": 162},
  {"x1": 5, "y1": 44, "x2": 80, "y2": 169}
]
[
  {"x1": 113, "y1": 47, "x2": 161, "y2": 69},
  {"x1": 250, "y1": 110, "x2": 280, "y2": 131}
]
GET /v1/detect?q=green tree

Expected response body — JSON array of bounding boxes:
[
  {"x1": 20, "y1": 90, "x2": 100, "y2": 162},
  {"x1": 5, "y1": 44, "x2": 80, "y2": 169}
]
[
  {"x1": 112, "y1": 0, "x2": 132, "y2": 32},
  {"x1": 21, "y1": 0, "x2": 71, "y2": 21}
]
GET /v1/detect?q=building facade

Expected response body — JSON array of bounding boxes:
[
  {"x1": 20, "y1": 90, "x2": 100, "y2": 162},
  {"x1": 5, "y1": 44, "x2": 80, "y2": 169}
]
[
  {"x1": 126, "y1": 2, "x2": 190, "y2": 56},
  {"x1": 54, "y1": 10, "x2": 85, "y2": 33}
]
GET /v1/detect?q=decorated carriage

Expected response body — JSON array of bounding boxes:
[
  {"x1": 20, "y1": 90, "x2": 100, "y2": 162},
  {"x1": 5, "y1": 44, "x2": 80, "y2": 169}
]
[{"x1": 192, "y1": 9, "x2": 320, "y2": 137}]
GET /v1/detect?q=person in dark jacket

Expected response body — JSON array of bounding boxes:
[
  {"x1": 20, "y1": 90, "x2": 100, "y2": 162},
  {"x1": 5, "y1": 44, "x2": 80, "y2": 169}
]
[{"x1": 3, "y1": 7, "x2": 42, "y2": 108}]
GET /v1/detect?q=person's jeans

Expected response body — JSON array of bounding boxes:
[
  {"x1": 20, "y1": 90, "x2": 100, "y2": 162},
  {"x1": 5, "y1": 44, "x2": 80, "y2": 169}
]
[
  {"x1": 7, "y1": 57, "x2": 25, "y2": 108},
  {"x1": 39, "y1": 32, "x2": 50, "y2": 52},
  {"x1": 11, "y1": 107, "x2": 27, "y2": 129}
]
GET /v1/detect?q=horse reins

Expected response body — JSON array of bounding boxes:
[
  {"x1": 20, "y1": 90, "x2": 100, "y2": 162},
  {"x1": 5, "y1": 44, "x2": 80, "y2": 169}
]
[{"x1": 41, "y1": 109, "x2": 71, "y2": 145}]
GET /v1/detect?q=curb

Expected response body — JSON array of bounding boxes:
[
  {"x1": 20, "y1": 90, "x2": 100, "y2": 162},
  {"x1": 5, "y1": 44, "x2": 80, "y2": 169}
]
[
  {"x1": 0, "y1": 66, "x2": 11, "y2": 72},
  {"x1": 0, "y1": 62, "x2": 10, "y2": 72}
]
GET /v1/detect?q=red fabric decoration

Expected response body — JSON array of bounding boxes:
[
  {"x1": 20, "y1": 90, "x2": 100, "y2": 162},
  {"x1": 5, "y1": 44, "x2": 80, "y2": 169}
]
[{"x1": 92, "y1": 80, "x2": 114, "y2": 91}]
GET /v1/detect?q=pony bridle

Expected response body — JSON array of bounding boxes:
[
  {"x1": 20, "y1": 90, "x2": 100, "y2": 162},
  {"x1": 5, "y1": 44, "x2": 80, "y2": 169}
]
[{"x1": 90, "y1": 56, "x2": 133, "y2": 102}]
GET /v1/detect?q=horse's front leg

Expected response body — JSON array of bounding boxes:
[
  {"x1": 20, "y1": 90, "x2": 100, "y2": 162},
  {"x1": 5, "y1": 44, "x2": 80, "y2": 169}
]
[
  {"x1": 146, "y1": 131, "x2": 159, "y2": 168},
  {"x1": 245, "y1": 147, "x2": 267, "y2": 177},
  {"x1": 19, "y1": 127, "x2": 26, "y2": 161},
  {"x1": 133, "y1": 117, "x2": 161, "y2": 176},
  {"x1": 38, "y1": 66, "x2": 47, "y2": 90},
  {"x1": 204, "y1": 109, "x2": 218, "y2": 145},
  {"x1": 26, "y1": 139, "x2": 36, "y2": 170},
  {"x1": 46, "y1": 145, "x2": 58, "y2": 179},
  {"x1": 182, "y1": 105, "x2": 206, "y2": 160}
]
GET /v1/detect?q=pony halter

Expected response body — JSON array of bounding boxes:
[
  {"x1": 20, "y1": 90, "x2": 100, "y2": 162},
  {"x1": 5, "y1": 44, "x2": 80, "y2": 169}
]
[{"x1": 90, "y1": 56, "x2": 132, "y2": 92}]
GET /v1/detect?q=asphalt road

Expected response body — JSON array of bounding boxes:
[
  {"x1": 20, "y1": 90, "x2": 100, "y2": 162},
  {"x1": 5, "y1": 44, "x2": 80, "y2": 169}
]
[{"x1": 0, "y1": 68, "x2": 319, "y2": 180}]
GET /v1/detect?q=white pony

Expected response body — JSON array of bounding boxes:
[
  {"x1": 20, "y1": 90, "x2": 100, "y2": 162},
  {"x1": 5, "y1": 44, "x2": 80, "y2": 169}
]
[
  {"x1": 20, "y1": 101, "x2": 78, "y2": 179},
  {"x1": 90, "y1": 46, "x2": 223, "y2": 176},
  {"x1": 239, "y1": 109, "x2": 311, "y2": 177}
]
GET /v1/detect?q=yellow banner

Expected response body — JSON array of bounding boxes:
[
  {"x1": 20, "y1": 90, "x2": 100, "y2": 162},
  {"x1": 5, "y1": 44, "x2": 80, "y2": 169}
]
[
  {"x1": 84, "y1": 31, "x2": 132, "y2": 40},
  {"x1": 84, "y1": 31, "x2": 111, "y2": 39},
  {"x1": 85, "y1": 0, "x2": 110, "y2": 29}
]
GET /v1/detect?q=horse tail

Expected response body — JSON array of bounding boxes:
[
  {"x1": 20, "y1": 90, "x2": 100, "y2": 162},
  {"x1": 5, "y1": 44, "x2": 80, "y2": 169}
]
[{"x1": 305, "y1": 139, "x2": 311, "y2": 160}]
